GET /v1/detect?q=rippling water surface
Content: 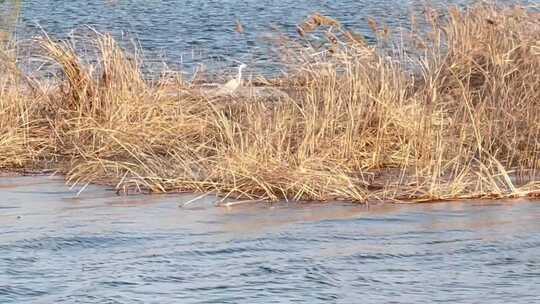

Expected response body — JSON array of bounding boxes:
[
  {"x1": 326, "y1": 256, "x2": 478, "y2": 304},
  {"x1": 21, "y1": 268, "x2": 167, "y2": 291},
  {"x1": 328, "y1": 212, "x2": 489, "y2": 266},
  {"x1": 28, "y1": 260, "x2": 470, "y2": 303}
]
[
  {"x1": 13, "y1": 0, "x2": 533, "y2": 74},
  {"x1": 1, "y1": 176, "x2": 539, "y2": 303}
]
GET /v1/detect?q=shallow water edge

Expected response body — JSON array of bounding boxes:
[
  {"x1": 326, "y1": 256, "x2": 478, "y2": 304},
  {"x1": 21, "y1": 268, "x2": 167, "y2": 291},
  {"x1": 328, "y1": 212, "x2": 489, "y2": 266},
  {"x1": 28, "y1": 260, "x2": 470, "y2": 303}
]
[{"x1": 1, "y1": 176, "x2": 540, "y2": 303}]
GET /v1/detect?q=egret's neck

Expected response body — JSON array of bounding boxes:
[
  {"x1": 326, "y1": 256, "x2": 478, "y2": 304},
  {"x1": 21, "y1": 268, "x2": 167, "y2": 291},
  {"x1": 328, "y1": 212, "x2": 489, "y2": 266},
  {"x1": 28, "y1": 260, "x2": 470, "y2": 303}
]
[{"x1": 237, "y1": 67, "x2": 244, "y2": 82}]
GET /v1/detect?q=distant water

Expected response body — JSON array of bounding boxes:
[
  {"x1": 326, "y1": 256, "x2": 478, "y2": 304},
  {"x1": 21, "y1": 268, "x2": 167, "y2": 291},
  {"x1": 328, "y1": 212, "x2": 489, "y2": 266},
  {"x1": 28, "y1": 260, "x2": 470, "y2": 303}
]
[
  {"x1": 13, "y1": 0, "x2": 533, "y2": 76},
  {"x1": 1, "y1": 176, "x2": 540, "y2": 303}
]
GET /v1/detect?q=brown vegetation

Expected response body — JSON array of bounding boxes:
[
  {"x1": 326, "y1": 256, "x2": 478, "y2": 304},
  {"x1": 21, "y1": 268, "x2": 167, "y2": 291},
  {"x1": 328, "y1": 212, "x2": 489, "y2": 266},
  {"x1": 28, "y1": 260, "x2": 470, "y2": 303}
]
[{"x1": 1, "y1": 4, "x2": 539, "y2": 203}]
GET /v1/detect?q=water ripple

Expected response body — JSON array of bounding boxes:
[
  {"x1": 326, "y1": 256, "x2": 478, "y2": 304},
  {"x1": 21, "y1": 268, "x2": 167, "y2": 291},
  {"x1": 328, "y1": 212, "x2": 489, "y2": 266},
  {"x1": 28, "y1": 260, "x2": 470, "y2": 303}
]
[{"x1": 1, "y1": 151, "x2": 540, "y2": 302}]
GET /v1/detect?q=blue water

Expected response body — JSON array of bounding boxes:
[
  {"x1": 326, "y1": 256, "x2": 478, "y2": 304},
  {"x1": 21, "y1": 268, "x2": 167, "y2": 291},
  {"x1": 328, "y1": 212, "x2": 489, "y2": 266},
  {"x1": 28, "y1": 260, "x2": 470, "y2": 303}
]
[
  {"x1": 13, "y1": 0, "x2": 486, "y2": 75},
  {"x1": 8, "y1": 0, "x2": 535, "y2": 76},
  {"x1": 1, "y1": 176, "x2": 540, "y2": 303}
]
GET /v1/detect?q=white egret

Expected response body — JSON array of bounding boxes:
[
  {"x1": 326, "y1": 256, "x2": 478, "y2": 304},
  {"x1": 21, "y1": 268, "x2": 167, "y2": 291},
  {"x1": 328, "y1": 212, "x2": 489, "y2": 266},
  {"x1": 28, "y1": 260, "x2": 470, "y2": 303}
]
[{"x1": 215, "y1": 63, "x2": 247, "y2": 96}]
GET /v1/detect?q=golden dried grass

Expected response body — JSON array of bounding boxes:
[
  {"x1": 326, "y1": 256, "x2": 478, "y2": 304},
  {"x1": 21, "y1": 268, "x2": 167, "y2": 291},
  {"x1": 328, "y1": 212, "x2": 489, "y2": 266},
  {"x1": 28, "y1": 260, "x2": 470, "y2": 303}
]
[{"x1": 1, "y1": 4, "x2": 539, "y2": 203}]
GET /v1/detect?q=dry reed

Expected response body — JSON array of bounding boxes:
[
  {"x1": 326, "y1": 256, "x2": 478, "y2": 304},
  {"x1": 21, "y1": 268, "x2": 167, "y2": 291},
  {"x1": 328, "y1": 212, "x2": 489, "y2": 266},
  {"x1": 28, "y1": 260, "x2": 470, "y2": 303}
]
[{"x1": 1, "y1": 4, "x2": 539, "y2": 203}]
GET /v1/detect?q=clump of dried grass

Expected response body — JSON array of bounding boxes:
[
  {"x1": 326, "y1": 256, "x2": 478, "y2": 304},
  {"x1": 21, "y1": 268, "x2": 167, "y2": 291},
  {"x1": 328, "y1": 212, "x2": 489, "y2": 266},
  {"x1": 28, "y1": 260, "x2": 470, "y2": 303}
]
[
  {"x1": 1, "y1": 4, "x2": 539, "y2": 203},
  {"x1": 0, "y1": 31, "x2": 52, "y2": 170}
]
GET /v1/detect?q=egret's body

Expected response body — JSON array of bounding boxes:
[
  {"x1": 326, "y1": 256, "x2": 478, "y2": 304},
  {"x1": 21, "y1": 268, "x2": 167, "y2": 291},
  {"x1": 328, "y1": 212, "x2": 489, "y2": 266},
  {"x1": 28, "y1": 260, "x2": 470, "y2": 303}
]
[{"x1": 216, "y1": 64, "x2": 246, "y2": 95}]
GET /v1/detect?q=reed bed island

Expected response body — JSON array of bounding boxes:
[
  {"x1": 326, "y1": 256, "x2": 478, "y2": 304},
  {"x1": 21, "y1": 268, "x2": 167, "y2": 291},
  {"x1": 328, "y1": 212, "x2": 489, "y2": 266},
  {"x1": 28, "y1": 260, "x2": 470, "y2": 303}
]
[{"x1": 1, "y1": 4, "x2": 539, "y2": 203}]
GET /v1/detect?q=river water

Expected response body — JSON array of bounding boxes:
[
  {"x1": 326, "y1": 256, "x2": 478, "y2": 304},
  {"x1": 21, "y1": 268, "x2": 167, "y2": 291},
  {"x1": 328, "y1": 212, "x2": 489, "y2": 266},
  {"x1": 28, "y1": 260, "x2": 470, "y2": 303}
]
[
  {"x1": 1, "y1": 176, "x2": 539, "y2": 303},
  {"x1": 11, "y1": 0, "x2": 534, "y2": 75}
]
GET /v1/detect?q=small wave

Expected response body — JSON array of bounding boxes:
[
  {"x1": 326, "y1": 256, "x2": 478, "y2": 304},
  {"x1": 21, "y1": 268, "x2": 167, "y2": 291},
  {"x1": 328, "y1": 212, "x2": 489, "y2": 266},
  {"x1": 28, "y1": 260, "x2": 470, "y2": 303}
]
[
  {"x1": 1, "y1": 235, "x2": 149, "y2": 252},
  {"x1": 0, "y1": 285, "x2": 48, "y2": 297}
]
